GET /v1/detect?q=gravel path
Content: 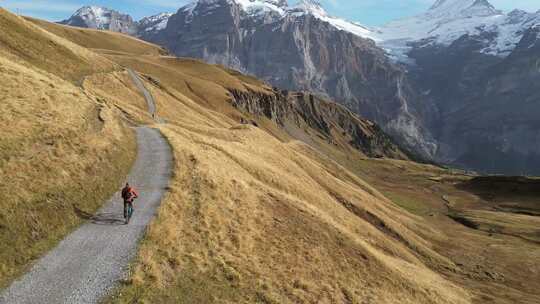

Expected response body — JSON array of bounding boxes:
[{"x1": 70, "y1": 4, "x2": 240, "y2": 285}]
[
  {"x1": 1, "y1": 70, "x2": 173, "y2": 303},
  {"x1": 127, "y1": 69, "x2": 166, "y2": 124},
  {"x1": 127, "y1": 69, "x2": 157, "y2": 116},
  {"x1": 0, "y1": 127, "x2": 173, "y2": 304}
]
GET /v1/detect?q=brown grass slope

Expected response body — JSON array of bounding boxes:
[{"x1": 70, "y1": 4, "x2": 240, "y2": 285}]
[
  {"x1": 26, "y1": 17, "x2": 168, "y2": 57},
  {"x1": 110, "y1": 122, "x2": 472, "y2": 304},
  {"x1": 0, "y1": 8, "x2": 116, "y2": 82},
  {"x1": 0, "y1": 10, "x2": 135, "y2": 287},
  {"x1": 327, "y1": 157, "x2": 540, "y2": 304}
]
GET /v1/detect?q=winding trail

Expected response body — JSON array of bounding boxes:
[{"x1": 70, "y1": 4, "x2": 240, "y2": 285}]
[
  {"x1": 127, "y1": 69, "x2": 166, "y2": 124},
  {"x1": 0, "y1": 70, "x2": 172, "y2": 304},
  {"x1": 127, "y1": 69, "x2": 156, "y2": 117}
]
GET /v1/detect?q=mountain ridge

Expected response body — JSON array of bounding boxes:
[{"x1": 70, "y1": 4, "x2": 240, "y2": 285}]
[
  {"x1": 59, "y1": 6, "x2": 172, "y2": 37},
  {"x1": 58, "y1": 0, "x2": 540, "y2": 60},
  {"x1": 56, "y1": 0, "x2": 540, "y2": 174}
]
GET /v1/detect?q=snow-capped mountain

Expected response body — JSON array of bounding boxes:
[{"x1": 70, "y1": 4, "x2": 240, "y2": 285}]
[
  {"x1": 139, "y1": 13, "x2": 172, "y2": 32},
  {"x1": 390, "y1": 1, "x2": 540, "y2": 173},
  {"x1": 176, "y1": 0, "x2": 377, "y2": 38},
  {"x1": 59, "y1": 6, "x2": 138, "y2": 35},
  {"x1": 162, "y1": 0, "x2": 539, "y2": 62},
  {"x1": 428, "y1": 0, "x2": 500, "y2": 18},
  {"x1": 137, "y1": 13, "x2": 173, "y2": 40},
  {"x1": 379, "y1": 0, "x2": 540, "y2": 60},
  {"x1": 288, "y1": 0, "x2": 378, "y2": 40},
  {"x1": 59, "y1": 6, "x2": 172, "y2": 38}
]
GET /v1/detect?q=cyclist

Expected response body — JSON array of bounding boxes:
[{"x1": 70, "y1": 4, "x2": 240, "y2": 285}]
[{"x1": 121, "y1": 183, "x2": 138, "y2": 223}]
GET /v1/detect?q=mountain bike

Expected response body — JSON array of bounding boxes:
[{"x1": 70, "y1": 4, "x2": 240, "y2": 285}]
[{"x1": 124, "y1": 200, "x2": 135, "y2": 224}]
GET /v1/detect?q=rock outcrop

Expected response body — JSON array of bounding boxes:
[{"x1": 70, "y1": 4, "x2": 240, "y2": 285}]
[{"x1": 229, "y1": 88, "x2": 409, "y2": 160}]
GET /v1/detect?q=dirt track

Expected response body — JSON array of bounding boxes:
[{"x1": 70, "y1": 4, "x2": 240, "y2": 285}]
[
  {"x1": 0, "y1": 127, "x2": 172, "y2": 304},
  {"x1": 1, "y1": 68, "x2": 172, "y2": 303}
]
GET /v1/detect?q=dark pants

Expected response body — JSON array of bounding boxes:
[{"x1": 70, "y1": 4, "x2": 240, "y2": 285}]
[{"x1": 123, "y1": 200, "x2": 133, "y2": 218}]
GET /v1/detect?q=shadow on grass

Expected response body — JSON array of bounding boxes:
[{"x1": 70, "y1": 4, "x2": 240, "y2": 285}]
[
  {"x1": 456, "y1": 176, "x2": 540, "y2": 216},
  {"x1": 456, "y1": 176, "x2": 540, "y2": 200},
  {"x1": 73, "y1": 205, "x2": 126, "y2": 226}
]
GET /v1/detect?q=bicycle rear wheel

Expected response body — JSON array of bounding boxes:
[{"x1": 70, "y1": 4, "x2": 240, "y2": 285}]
[{"x1": 126, "y1": 204, "x2": 134, "y2": 224}]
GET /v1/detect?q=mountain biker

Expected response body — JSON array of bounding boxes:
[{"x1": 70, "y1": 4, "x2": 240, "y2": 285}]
[{"x1": 121, "y1": 183, "x2": 138, "y2": 222}]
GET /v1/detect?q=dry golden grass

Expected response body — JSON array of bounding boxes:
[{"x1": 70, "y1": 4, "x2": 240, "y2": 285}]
[
  {"x1": 83, "y1": 71, "x2": 155, "y2": 124},
  {"x1": 26, "y1": 17, "x2": 167, "y2": 57},
  {"x1": 0, "y1": 8, "x2": 138, "y2": 288},
  {"x1": 319, "y1": 155, "x2": 540, "y2": 303},
  {"x1": 88, "y1": 60, "x2": 473, "y2": 302},
  {"x1": 0, "y1": 9, "x2": 116, "y2": 82},
  {"x1": 0, "y1": 56, "x2": 135, "y2": 287},
  {"x1": 103, "y1": 55, "x2": 255, "y2": 114},
  {"x1": 109, "y1": 120, "x2": 470, "y2": 303}
]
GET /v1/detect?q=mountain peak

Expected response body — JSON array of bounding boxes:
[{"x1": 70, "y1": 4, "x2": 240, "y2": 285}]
[
  {"x1": 63, "y1": 6, "x2": 115, "y2": 29},
  {"x1": 430, "y1": 0, "x2": 492, "y2": 10},
  {"x1": 262, "y1": 0, "x2": 288, "y2": 7},
  {"x1": 72, "y1": 5, "x2": 114, "y2": 17},
  {"x1": 190, "y1": 0, "x2": 289, "y2": 17},
  {"x1": 60, "y1": 5, "x2": 137, "y2": 34},
  {"x1": 290, "y1": 0, "x2": 327, "y2": 16},
  {"x1": 428, "y1": 0, "x2": 500, "y2": 18},
  {"x1": 138, "y1": 12, "x2": 173, "y2": 34}
]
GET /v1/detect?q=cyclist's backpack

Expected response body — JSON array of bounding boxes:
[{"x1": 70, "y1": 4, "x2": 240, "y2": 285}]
[{"x1": 122, "y1": 188, "x2": 131, "y2": 200}]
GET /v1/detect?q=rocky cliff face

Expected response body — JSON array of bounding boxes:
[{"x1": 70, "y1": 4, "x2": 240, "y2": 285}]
[
  {"x1": 59, "y1": 6, "x2": 138, "y2": 35},
  {"x1": 402, "y1": 6, "x2": 540, "y2": 174},
  {"x1": 457, "y1": 27, "x2": 540, "y2": 174},
  {"x1": 229, "y1": 88, "x2": 408, "y2": 159},
  {"x1": 145, "y1": 0, "x2": 437, "y2": 158}
]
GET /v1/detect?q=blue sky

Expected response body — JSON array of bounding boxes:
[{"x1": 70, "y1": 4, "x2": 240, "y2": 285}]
[{"x1": 1, "y1": 0, "x2": 539, "y2": 25}]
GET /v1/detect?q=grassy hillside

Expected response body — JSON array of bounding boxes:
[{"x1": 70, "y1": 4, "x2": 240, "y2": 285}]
[
  {"x1": 3, "y1": 12, "x2": 540, "y2": 304},
  {"x1": 110, "y1": 123, "x2": 472, "y2": 304},
  {"x1": 26, "y1": 17, "x2": 168, "y2": 57},
  {"x1": 29, "y1": 18, "x2": 473, "y2": 304},
  {"x1": 0, "y1": 8, "x2": 116, "y2": 82},
  {"x1": 0, "y1": 10, "x2": 136, "y2": 287}
]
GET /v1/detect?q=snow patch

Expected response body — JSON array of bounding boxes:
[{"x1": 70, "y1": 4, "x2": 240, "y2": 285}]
[
  {"x1": 378, "y1": 0, "x2": 540, "y2": 61},
  {"x1": 178, "y1": 0, "x2": 379, "y2": 40},
  {"x1": 288, "y1": 0, "x2": 380, "y2": 41},
  {"x1": 72, "y1": 6, "x2": 110, "y2": 28},
  {"x1": 139, "y1": 13, "x2": 173, "y2": 32}
]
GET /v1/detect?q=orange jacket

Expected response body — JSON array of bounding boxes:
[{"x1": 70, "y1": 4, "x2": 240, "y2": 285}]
[{"x1": 122, "y1": 187, "x2": 138, "y2": 202}]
